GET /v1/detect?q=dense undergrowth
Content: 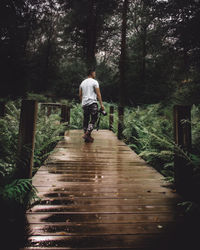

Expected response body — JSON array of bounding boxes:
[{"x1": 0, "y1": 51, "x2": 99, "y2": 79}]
[
  {"x1": 0, "y1": 100, "x2": 66, "y2": 217},
  {"x1": 123, "y1": 104, "x2": 200, "y2": 184}
]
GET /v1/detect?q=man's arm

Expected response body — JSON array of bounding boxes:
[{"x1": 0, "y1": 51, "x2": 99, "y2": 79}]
[
  {"x1": 79, "y1": 87, "x2": 82, "y2": 102},
  {"x1": 95, "y1": 87, "x2": 105, "y2": 110}
]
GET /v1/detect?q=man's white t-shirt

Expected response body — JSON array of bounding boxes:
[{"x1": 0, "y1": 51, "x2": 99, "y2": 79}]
[{"x1": 80, "y1": 78, "x2": 99, "y2": 107}]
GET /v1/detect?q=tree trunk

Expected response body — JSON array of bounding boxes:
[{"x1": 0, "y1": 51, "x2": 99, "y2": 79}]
[
  {"x1": 43, "y1": 23, "x2": 53, "y2": 88},
  {"x1": 141, "y1": 25, "x2": 147, "y2": 89},
  {"x1": 85, "y1": 0, "x2": 97, "y2": 68},
  {"x1": 119, "y1": 0, "x2": 128, "y2": 106},
  {"x1": 140, "y1": 1, "x2": 148, "y2": 93}
]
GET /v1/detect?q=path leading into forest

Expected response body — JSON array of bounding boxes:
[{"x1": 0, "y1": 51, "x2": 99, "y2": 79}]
[{"x1": 21, "y1": 130, "x2": 195, "y2": 250}]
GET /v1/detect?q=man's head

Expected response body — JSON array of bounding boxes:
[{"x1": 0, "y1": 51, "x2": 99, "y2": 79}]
[{"x1": 88, "y1": 69, "x2": 96, "y2": 79}]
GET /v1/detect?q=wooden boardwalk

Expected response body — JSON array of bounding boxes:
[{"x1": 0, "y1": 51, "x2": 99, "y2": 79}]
[{"x1": 22, "y1": 130, "x2": 188, "y2": 250}]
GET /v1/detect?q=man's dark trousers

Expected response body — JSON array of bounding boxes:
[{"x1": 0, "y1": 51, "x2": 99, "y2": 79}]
[{"x1": 83, "y1": 103, "x2": 98, "y2": 133}]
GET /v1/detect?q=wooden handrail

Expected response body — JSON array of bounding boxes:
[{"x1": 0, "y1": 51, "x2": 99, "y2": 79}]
[
  {"x1": 173, "y1": 105, "x2": 192, "y2": 193},
  {"x1": 40, "y1": 103, "x2": 62, "y2": 107},
  {"x1": 40, "y1": 103, "x2": 62, "y2": 117}
]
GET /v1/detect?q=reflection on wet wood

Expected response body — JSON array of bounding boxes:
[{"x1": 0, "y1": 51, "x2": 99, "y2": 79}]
[{"x1": 22, "y1": 130, "x2": 185, "y2": 250}]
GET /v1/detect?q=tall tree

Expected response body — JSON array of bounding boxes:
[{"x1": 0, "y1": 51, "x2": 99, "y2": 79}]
[
  {"x1": 59, "y1": 0, "x2": 119, "y2": 68},
  {"x1": 0, "y1": 0, "x2": 32, "y2": 98},
  {"x1": 27, "y1": 1, "x2": 62, "y2": 92},
  {"x1": 85, "y1": 0, "x2": 98, "y2": 67},
  {"x1": 119, "y1": 0, "x2": 129, "y2": 106},
  {"x1": 0, "y1": 0, "x2": 59, "y2": 98},
  {"x1": 164, "y1": 0, "x2": 200, "y2": 104},
  {"x1": 166, "y1": 0, "x2": 200, "y2": 73}
]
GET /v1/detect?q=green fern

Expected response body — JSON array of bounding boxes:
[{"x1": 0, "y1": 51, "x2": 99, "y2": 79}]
[
  {"x1": 0, "y1": 179, "x2": 40, "y2": 208},
  {"x1": 123, "y1": 104, "x2": 200, "y2": 186}
]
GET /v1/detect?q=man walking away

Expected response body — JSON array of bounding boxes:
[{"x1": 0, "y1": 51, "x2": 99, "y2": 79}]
[{"x1": 79, "y1": 69, "x2": 105, "y2": 142}]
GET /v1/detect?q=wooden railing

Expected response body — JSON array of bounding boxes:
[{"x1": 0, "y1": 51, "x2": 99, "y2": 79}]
[
  {"x1": 1, "y1": 100, "x2": 193, "y2": 193},
  {"x1": 40, "y1": 103, "x2": 70, "y2": 124},
  {"x1": 16, "y1": 101, "x2": 71, "y2": 178},
  {"x1": 173, "y1": 105, "x2": 192, "y2": 193},
  {"x1": 14, "y1": 101, "x2": 118, "y2": 178}
]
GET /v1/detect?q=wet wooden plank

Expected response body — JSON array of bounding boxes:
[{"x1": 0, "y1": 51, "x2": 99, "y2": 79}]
[
  {"x1": 36, "y1": 170, "x2": 161, "y2": 175},
  {"x1": 33, "y1": 175, "x2": 163, "y2": 181},
  {"x1": 27, "y1": 213, "x2": 182, "y2": 224},
  {"x1": 33, "y1": 180, "x2": 169, "y2": 186},
  {"x1": 34, "y1": 186, "x2": 175, "y2": 194},
  {"x1": 37, "y1": 197, "x2": 181, "y2": 206},
  {"x1": 22, "y1": 234, "x2": 177, "y2": 249},
  {"x1": 23, "y1": 130, "x2": 183, "y2": 249},
  {"x1": 28, "y1": 222, "x2": 178, "y2": 236},
  {"x1": 37, "y1": 167, "x2": 158, "y2": 172},
  {"x1": 34, "y1": 174, "x2": 163, "y2": 179},
  {"x1": 37, "y1": 191, "x2": 180, "y2": 199},
  {"x1": 28, "y1": 204, "x2": 177, "y2": 213}
]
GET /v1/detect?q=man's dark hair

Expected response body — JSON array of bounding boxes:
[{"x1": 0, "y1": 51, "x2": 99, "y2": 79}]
[{"x1": 87, "y1": 69, "x2": 95, "y2": 76}]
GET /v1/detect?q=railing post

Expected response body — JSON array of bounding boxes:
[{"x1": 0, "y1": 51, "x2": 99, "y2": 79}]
[
  {"x1": 173, "y1": 105, "x2": 192, "y2": 193},
  {"x1": 118, "y1": 106, "x2": 124, "y2": 140},
  {"x1": 47, "y1": 106, "x2": 52, "y2": 117},
  {"x1": 17, "y1": 100, "x2": 38, "y2": 178},
  {"x1": 61, "y1": 105, "x2": 70, "y2": 124},
  {"x1": 40, "y1": 103, "x2": 46, "y2": 114},
  {"x1": 0, "y1": 101, "x2": 6, "y2": 117},
  {"x1": 61, "y1": 105, "x2": 70, "y2": 136},
  {"x1": 109, "y1": 106, "x2": 114, "y2": 131},
  {"x1": 67, "y1": 106, "x2": 71, "y2": 125}
]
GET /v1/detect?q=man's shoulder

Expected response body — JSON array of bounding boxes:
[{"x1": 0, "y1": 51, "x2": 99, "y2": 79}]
[
  {"x1": 81, "y1": 78, "x2": 98, "y2": 85},
  {"x1": 90, "y1": 78, "x2": 99, "y2": 86},
  {"x1": 80, "y1": 79, "x2": 86, "y2": 87},
  {"x1": 80, "y1": 78, "x2": 87, "y2": 84}
]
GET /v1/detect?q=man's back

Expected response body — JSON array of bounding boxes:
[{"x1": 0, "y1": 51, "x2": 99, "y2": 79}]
[{"x1": 80, "y1": 78, "x2": 99, "y2": 106}]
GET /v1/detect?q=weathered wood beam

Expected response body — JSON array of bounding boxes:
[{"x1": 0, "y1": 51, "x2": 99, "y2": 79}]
[
  {"x1": 17, "y1": 100, "x2": 38, "y2": 178},
  {"x1": 173, "y1": 105, "x2": 192, "y2": 193},
  {"x1": 118, "y1": 106, "x2": 124, "y2": 140},
  {"x1": 109, "y1": 106, "x2": 114, "y2": 131}
]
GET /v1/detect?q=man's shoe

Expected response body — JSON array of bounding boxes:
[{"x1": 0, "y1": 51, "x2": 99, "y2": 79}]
[
  {"x1": 83, "y1": 132, "x2": 89, "y2": 141},
  {"x1": 82, "y1": 131, "x2": 94, "y2": 143},
  {"x1": 83, "y1": 133, "x2": 94, "y2": 143},
  {"x1": 85, "y1": 137, "x2": 94, "y2": 143},
  {"x1": 82, "y1": 131, "x2": 89, "y2": 139},
  {"x1": 87, "y1": 135, "x2": 94, "y2": 143}
]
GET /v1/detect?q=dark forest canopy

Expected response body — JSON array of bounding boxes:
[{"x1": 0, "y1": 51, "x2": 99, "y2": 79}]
[{"x1": 0, "y1": 0, "x2": 200, "y2": 105}]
